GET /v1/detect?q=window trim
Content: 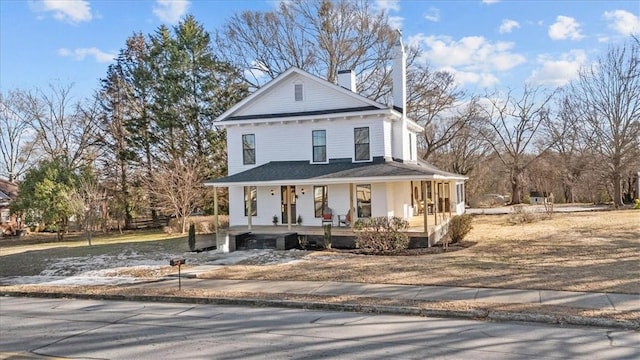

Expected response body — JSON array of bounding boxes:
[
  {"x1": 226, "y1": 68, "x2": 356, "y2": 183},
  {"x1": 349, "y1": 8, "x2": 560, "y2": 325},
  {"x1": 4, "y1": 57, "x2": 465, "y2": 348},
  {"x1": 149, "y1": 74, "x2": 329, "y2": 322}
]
[
  {"x1": 311, "y1": 129, "x2": 327, "y2": 163},
  {"x1": 353, "y1": 126, "x2": 371, "y2": 162},
  {"x1": 242, "y1": 134, "x2": 256, "y2": 165}
]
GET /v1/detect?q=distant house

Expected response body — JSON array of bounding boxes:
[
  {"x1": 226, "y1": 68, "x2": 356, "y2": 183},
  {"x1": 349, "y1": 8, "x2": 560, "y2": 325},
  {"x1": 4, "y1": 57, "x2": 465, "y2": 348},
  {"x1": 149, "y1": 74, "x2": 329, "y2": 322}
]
[
  {"x1": 529, "y1": 191, "x2": 551, "y2": 204},
  {"x1": 0, "y1": 178, "x2": 18, "y2": 225},
  {"x1": 205, "y1": 37, "x2": 466, "y2": 245}
]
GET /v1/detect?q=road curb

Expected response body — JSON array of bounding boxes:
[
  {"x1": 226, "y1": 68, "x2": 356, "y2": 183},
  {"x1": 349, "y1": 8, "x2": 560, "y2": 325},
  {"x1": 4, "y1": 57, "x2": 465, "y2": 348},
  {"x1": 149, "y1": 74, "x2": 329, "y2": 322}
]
[{"x1": 2, "y1": 290, "x2": 638, "y2": 330}]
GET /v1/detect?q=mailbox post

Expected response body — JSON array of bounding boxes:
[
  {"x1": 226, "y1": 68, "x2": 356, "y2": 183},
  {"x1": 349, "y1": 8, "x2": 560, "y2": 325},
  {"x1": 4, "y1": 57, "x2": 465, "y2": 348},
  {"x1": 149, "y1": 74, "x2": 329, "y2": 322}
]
[{"x1": 169, "y1": 258, "x2": 186, "y2": 290}]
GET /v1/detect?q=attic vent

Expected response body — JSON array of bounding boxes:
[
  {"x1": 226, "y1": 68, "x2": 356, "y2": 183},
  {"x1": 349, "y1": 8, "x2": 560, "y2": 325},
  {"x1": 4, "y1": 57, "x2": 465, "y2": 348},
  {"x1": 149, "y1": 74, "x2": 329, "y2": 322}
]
[{"x1": 294, "y1": 83, "x2": 303, "y2": 101}]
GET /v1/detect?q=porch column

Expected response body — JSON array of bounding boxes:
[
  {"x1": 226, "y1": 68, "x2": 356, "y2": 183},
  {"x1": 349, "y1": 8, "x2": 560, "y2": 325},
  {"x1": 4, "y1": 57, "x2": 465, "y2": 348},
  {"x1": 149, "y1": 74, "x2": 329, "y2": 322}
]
[
  {"x1": 448, "y1": 181, "x2": 453, "y2": 218},
  {"x1": 433, "y1": 180, "x2": 438, "y2": 226},
  {"x1": 421, "y1": 180, "x2": 429, "y2": 247},
  {"x1": 349, "y1": 183, "x2": 355, "y2": 229},
  {"x1": 213, "y1": 186, "x2": 219, "y2": 240},
  {"x1": 286, "y1": 185, "x2": 292, "y2": 231},
  {"x1": 247, "y1": 186, "x2": 253, "y2": 231}
]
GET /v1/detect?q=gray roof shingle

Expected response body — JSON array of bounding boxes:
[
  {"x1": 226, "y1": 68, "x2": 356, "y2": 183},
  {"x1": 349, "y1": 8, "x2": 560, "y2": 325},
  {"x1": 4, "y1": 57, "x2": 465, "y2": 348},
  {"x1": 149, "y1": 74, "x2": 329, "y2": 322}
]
[{"x1": 206, "y1": 157, "x2": 464, "y2": 185}]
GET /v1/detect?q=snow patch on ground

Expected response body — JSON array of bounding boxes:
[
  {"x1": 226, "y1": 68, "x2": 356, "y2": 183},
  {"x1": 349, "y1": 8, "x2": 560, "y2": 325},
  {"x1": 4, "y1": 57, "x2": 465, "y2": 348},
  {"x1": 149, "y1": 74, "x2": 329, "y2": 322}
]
[{"x1": 0, "y1": 249, "x2": 329, "y2": 286}]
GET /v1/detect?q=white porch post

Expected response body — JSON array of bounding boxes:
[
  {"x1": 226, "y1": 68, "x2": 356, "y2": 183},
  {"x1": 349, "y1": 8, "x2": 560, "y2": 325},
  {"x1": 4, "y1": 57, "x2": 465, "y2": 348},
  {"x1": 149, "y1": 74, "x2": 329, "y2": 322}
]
[
  {"x1": 448, "y1": 181, "x2": 453, "y2": 218},
  {"x1": 247, "y1": 186, "x2": 252, "y2": 231},
  {"x1": 286, "y1": 185, "x2": 292, "y2": 231},
  {"x1": 433, "y1": 181, "x2": 439, "y2": 226},
  {"x1": 213, "y1": 186, "x2": 219, "y2": 238},
  {"x1": 421, "y1": 180, "x2": 429, "y2": 246},
  {"x1": 349, "y1": 183, "x2": 355, "y2": 229}
]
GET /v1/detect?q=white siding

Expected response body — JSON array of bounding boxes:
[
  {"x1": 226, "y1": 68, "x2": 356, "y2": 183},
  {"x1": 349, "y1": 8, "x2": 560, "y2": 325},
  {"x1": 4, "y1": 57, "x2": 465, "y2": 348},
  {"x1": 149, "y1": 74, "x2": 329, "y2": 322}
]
[
  {"x1": 234, "y1": 74, "x2": 372, "y2": 117},
  {"x1": 227, "y1": 118, "x2": 386, "y2": 175}
]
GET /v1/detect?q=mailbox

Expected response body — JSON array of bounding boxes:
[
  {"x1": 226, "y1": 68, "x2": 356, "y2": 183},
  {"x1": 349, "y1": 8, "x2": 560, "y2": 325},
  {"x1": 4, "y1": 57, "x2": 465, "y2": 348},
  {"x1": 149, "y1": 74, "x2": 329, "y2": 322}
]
[{"x1": 170, "y1": 258, "x2": 186, "y2": 266}]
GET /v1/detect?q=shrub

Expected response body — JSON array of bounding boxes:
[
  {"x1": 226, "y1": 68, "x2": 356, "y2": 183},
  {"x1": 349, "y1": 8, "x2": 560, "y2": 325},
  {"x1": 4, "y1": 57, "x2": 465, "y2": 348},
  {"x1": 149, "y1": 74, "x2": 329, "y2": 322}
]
[
  {"x1": 508, "y1": 205, "x2": 536, "y2": 224},
  {"x1": 634, "y1": 199, "x2": 640, "y2": 209},
  {"x1": 448, "y1": 214, "x2": 473, "y2": 243},
  {"x1": 354, "y1": 216, "x2": 409, "y2": 254},
  {"x1": 188, "y1": 223, "x2": 196, "y2": 251}
]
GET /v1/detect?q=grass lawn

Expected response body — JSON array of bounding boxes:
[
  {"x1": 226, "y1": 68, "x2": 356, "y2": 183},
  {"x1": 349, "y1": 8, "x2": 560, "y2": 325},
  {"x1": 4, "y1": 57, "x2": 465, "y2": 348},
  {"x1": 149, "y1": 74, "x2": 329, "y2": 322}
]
[
  {"x1": 0, "y1": 229, "x2": 190, "y2": 276},
  {"x1": 201, "y1": 209, "x2": 640, "y2": 294},
  {"x1": 1, "y1": 210, "x2": 639, "y2": 294}
]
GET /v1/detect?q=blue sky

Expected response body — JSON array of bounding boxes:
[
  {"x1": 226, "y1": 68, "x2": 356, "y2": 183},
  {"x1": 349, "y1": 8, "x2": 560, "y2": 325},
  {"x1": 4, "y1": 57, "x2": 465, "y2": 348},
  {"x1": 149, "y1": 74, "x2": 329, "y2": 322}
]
[{"x1": 1, "y1": 0, "x2": 638, "y2": 98}]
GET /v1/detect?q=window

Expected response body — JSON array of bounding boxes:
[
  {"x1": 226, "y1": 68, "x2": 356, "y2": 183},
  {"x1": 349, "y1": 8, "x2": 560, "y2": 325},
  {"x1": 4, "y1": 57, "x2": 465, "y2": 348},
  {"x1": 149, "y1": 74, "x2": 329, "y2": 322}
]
[
  {"x1": 356, "y1": 184, "x2": 371, "y2": 218},
  {"x1": 294, "y1": 83, "x2": 303, "y2": 101},
  {"x1": 312, "y1": 130, "x2": 326, "y2": 162},
  {"x1": 244, "y1": 186, "x2": 257, "y2": 216},
  {"x1": 242, "y1": 134, "x2": 255, "y2": 165},
  {"x1": 354, "y1": 127, "x2": 370, "y2": 161},
  {"x1": 314, "y1": 185, "x2": 328, "y2": 218}
]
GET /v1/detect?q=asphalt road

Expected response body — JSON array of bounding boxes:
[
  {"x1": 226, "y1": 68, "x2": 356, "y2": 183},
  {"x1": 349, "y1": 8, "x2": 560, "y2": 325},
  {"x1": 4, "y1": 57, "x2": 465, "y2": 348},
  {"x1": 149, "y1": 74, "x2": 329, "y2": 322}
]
[{"x1": 1, "y1": 297, "x2": 638, "y2": 359}]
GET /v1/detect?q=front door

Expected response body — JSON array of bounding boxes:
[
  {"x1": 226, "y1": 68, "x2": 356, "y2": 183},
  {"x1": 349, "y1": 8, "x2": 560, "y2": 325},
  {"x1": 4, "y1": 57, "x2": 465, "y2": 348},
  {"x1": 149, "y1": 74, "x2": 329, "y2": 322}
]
[{"x1": 281, "y1": 186, "x2": 296, "y2": 224}]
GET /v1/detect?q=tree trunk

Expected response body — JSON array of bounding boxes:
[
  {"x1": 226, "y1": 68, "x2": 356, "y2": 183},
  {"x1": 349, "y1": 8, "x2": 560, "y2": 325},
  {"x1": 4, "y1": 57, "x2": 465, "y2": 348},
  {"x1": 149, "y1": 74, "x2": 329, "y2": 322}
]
[
  {"x1": 613, "y1": 172, "x2": 623, "y2": 208},
  {"x1": 510, "y1": 173, "x2": 522, "y2": 204}
]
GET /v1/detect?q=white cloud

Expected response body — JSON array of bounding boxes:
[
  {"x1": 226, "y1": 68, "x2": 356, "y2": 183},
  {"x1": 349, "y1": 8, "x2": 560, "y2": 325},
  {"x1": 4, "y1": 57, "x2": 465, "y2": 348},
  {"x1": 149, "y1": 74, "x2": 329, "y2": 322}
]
[
  {"x1": 603, "y1": 10, "x2": 640, "y2": 36},
  {"x1": 527, "y1": 49, "x2": 587, "y2": 86},
  {"x1": 375, "y1": 0, "x2": 400, "y2": 12},
  {"x1": 58, "y1": 47, "x2": 116, "y2": 63},
  {"x1": 424, "y1": 7, "x2": 440, "y2": 22},
  {"x1": 153, "y1": 0, "x2": 190, "y2": 25},
  {"x1": 548, "y1": 15, "x2": 584, "y2": 41},
  {"x1": 482, "y1": 0, "x2": 500, "y2": 4},
  {"x1": 388, "y1": 16, "x2": 404, "y2": 30},
  {"x1": 499, "y1": 19, "x2": 520, "y2": 34},
  {"x1": 409, "y1": 34, "x2": 526, "y2": 86},
  {"x1": 411, "y1": 34, "x2": 526, "y2": 72},
  {"x1": 441, "y1": 67, "x2": 500, "y2": 87},
  {"x1": 30, "y1": 0, "x2": 92, "y2": 24},
  {"x1": 374, "y1": 0, "x2": 403, "y2": 29}
]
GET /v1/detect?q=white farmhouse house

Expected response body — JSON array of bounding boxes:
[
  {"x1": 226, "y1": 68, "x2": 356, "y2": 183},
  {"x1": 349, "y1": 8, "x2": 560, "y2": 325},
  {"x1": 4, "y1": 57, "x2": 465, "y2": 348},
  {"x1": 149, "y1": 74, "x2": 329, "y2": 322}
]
[{"x1": 205, "y1": 39, "x2": 466, "y2": 246}]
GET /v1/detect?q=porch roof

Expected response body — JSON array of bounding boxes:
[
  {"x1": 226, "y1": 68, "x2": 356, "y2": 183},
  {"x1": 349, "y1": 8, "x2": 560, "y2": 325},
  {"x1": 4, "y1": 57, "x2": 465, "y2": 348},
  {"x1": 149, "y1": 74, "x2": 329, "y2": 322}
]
[{"x1": 205, "y1": 157, "x2": 466, "y2": 187}]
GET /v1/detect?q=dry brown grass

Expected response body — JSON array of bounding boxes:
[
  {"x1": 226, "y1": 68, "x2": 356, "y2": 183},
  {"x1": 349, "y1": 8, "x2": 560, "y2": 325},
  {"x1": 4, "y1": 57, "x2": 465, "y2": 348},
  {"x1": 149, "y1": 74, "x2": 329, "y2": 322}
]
[{"x1": 201, "y1": 210, "x2": 640, "y2": 294}]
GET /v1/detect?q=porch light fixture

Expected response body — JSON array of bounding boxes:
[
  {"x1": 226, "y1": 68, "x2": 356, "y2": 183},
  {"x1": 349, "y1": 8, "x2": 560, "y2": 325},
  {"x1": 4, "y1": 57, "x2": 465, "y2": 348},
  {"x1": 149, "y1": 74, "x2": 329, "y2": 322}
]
[
  {"x1": 301, "y1": 188, "x2": 305, "y2": 195},
  {"x1": 270, "y1": 189, "x2": 275, "y2": 196}
]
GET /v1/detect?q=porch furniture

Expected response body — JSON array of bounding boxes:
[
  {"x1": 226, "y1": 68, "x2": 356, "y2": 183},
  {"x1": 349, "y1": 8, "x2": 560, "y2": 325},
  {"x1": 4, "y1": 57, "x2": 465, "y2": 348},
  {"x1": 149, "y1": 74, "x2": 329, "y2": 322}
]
[{"x1": 338, "y1": 210, "x2": 352, "y2": 227}]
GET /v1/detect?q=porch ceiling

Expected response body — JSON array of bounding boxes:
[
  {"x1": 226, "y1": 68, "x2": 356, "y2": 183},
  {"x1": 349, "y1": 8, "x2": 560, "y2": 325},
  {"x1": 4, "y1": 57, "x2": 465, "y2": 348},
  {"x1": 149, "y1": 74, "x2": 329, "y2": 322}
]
[{"x1": 205, "y1": 158, "x2": 466, "y2": 187}]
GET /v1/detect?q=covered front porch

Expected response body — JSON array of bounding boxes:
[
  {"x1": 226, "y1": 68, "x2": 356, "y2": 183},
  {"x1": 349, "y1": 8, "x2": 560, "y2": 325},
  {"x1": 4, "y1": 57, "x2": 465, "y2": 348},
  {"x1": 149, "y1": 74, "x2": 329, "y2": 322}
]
[{"x1": 205, "y1": 159, "x2": 466, "y2": 250}]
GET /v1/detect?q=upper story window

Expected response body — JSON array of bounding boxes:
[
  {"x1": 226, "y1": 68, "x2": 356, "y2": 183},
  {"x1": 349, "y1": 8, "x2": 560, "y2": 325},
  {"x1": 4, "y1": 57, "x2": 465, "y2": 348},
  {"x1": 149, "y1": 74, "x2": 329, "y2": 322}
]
[
  {"x1": 312, "y1": 130, "x2": 327, "y2": 163},
  {"x1": 354, "y1": 127, "x2": 370, "y2": 161},
  {"x1": 242, "y1": 134, "x2": 255, "y2": 165},
  {"x1": 294, "y1": 83, "x2": 303, "y2": 101}
]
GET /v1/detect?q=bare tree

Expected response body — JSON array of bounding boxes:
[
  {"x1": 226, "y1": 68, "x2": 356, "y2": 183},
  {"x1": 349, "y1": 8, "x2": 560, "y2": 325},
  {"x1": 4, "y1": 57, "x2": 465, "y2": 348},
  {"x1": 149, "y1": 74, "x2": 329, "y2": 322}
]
[
  {"x1": 0, "y1": 90, "x2": 37, "y2": 181},
  {"x1": 408, "y1": 67, "x2": 482, "y2": 162},
  {"x1": 479, "y1": 86, "x2": 558, "y2": 204},
  {"x1": 544, "y1": 95, "x2": 591, "y2": 203},
  {"x1": 216, "y1": 0, "x2": 397, "y2": 100},
  {"x1": 570, "y1": 40, "x2": 640, "y2": 207},
  {"x1": 24, "y1": 84, "x2": 101, "y2": 170},
  {"x1": 145, "y1": 157, "x2": 207, "y2": 233},
  {"x1": 70, "y1": 175, "x2": 107, "y2": 245}
]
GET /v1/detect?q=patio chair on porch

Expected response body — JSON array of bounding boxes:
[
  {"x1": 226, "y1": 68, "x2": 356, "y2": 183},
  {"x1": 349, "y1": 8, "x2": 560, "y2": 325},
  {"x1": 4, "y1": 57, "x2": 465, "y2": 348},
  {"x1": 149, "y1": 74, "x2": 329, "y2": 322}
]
[{"x1": 338, "y1": 209, "x2": 352, "y2": 227}]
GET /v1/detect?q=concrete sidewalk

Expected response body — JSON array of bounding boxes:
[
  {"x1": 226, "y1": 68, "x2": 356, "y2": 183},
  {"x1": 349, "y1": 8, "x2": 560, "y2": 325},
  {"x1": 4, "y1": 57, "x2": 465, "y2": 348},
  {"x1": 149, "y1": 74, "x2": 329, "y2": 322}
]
[{"x1": 142, "y1": 265, "x2": 640, "y2": 312}]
